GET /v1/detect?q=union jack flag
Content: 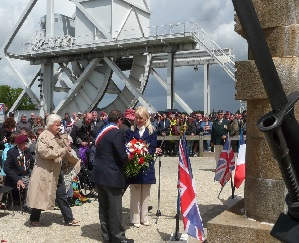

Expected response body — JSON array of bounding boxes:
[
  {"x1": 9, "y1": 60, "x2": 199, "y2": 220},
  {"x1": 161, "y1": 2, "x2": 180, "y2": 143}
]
[
  {"x1": 214, "y1": 133, "x2": 235, "y2": 187},
  {"x1": 178, "y1": 135, "x2": 205, "y2": 241}
]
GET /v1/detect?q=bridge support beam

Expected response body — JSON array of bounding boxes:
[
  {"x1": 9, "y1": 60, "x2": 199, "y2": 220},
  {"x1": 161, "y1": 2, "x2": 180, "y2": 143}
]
[
  {"x1": 166, "y1": 50, "x2": 175, "y2": 109},
  {"x1": 203, "y1": 64, "x2": 210, "y2": 116}
]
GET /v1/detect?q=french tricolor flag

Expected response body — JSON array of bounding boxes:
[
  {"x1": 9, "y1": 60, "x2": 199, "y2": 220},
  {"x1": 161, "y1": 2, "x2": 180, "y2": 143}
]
[{"x1": 234, "y1": 129, "x2": 246, "y2": 188}]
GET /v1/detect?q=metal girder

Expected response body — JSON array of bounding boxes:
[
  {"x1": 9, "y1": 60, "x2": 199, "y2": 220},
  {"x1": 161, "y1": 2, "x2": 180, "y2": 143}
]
[
  {"x1": 54, "y1": 58, "x2": 100, "y2": 113},
  {"x1": 103, "y1": 57, "x2": 156, "y2": 113},
  {"x1": 41, "y1": 63, "x2": 54, "y2": 114},
  {"x1": 58, "y1": 63, "x2": 77, "y2": 83},
  {"x1": 151, "y1": 49, "x2": 233, "y2": 68},
  {"x1": 0, "y1": 0, "x2": 38, "y2": 56},
  {"x1": 122, "y1": 0, "x2": 150, "y2": 14},
  {"x1": 46, "y1": 0, "x2": 54, "y2": 38},
  {"x1": 70, "y1": 0, "x2": 111, "y2": 39},
  {"x1": 5, "y1": 57, "x2": 40, "y2": 106},
  {"x1": 150, "y1": 68, "x2": 193, "y2": 114},
  {"x1": 166, "y1": 51, "x2": 175, "y2": 109},
  {"x1": 9, "y1": 71, "x2": 40, "y2": 112},
  {"x1": 203, "y1": 64, "x2": 210, "y2": 115},
  {"x1": 13, "y1": 36, "x2": 197, "y2": 62}
]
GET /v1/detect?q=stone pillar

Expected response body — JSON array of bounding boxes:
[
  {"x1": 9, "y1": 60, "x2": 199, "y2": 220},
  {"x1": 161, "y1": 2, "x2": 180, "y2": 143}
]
[
  {"x1": 235, "y1": 0, "x2": 299, "y2": 223},
  {"x1": 207, "y1": 1, "x2": 299, "y2": 241}
]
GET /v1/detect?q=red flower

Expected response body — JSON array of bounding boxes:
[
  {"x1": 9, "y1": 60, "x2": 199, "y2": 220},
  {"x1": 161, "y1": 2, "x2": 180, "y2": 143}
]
[{"x1": 139, "y1": 157, "x2": 145, "y2": 165}]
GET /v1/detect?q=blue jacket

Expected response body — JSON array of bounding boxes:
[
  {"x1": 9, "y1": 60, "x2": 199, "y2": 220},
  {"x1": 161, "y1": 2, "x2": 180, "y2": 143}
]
[{"x1": 125, "y1": 127, "x2": 157, "y2": 184}]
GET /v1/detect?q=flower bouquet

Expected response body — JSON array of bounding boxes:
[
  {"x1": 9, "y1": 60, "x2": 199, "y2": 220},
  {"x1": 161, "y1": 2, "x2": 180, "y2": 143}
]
[{"x1": 125, "y1": 138, "x2": 153, "y2": 178}]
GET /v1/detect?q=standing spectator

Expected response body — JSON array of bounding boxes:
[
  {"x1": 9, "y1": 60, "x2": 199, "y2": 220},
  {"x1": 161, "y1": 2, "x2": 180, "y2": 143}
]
[
  {"x1": 150, "y1": 113, "x2": 158, "y2": 131},
  {"x1": 158, "y1": 113, "x2": 171, "y2": 155},
  {"x1": 100, "y1": 111, "x2": 108, "y2": 124},
  {"x1": 180, "y1": 114, "x2": 188, "y2": 134},
  {"x1": 224, "y1": 111, "x2": 230, "y2": 121},
  {"x1": 62, "y1": 113, "x2": 72, "y2": 133},
  {"x1": 91, "y1": 110, "x2": 104, "y2": 137},
  {"x1": 26, "y1": 114, "x2": 80, "y2": 226},
  {"x1": 27, "y1": 113, "x2": 36, "y2": 127},
  {"x1": 125, "y1": 106, "x2": 158, "y2": 228},
  {"x1": 91, "y1": 110, "x2": 133, "y2": 243},
  {"x1": 31, "y1": 116, "x2": 45, "y2": 135},
  {"x1": 193, "y1": 113, "x2": 203, "y2": 157},
  {"x1": 71, "y1": 112, "x2": 95, "y2": 151},
  {"x1": 200, "y1": 117, "x2": 212, "y2": 152},
  {"x1": 77, "y1": 112, "x2": 83, "y2": 121},
  {"x1": 70, "y1": 112, "x2": 78, "y2": 127},
  {"x1": 16, "y1": 114, "x2": 31, "y2": 132},
  {"x1": 211, "y1": 110, "x2": 230, "y2": 170},
  {"x1": 70, "y1": 113, "x2": 95, "y2": 170},
  {"x1": 185, "y1": 116, "x2": 196, "y2": 156}
]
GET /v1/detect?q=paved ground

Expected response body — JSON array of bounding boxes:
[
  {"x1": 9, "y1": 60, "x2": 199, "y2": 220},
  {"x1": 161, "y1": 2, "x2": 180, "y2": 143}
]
[{"x1": 0, "y1": 156, "x2": 244, "y2": 243}]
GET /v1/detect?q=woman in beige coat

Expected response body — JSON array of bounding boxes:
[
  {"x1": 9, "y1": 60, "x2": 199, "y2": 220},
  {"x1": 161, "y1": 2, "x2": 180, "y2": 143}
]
[{"x1": 27, "y1": 114, "x2": 80, "y2": 226}]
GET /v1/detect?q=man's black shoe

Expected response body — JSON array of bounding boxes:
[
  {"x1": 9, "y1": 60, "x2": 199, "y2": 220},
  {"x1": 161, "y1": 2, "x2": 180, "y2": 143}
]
[
  {"x1": 148, "y1": 206, "x2": 153, "y2": 211},
  {"x1": 121, "y1": 239, "x2": 134, "y2": 243}
]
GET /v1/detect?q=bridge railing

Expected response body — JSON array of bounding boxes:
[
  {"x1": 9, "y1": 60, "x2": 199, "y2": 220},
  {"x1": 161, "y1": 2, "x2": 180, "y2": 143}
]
[{"x1": 157, "y1": 133, "x2": 246, "y2": 157}]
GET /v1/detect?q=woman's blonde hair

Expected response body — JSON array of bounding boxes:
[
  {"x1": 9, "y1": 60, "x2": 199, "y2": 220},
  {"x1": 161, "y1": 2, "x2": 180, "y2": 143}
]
[{"x1": 131, "y1": 106, "x2": 154, "y2": 134}]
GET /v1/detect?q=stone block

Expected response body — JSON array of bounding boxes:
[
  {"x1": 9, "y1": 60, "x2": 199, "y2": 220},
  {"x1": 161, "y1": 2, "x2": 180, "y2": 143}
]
[
  {"x1": 246, "y1": 137, "x2": 282, "y2": 180},
  {"x1": 235, "y1": 61, "x2": 266, "y2": 100},
  {"x1": 245, "y1": 177, "x2": 286, "y2": 223},
  {"x1": 265, "y1": 25, "x2": 299, "y2": 57},
  {"x1": 207, "y1": 199, "x2": 280, "y2": 243},
  {"x1": 235, "y1": 0, "x2": 299, "y2": 33},
  {"x1": 235, "y1": 58, "x2": 299, "y2": 101},
  {"x1": 245, "y1": 100, "x2": 271, "y2": 139}
]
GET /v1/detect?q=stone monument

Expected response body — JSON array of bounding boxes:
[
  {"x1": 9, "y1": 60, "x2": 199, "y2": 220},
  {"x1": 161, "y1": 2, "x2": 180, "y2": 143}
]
[{"x1": 207, "y1": 0, "x2": 299, "y2": 242}]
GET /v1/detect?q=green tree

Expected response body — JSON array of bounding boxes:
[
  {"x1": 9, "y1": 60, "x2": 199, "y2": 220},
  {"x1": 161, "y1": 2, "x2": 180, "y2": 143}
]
[{"x1": 0, "y1": 85, "x2": 37, "y2": 110}]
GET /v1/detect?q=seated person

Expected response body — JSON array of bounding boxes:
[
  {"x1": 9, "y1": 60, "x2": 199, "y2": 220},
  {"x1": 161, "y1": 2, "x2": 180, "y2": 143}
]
[
  {"x1": 4, "y1": 135, "x2": 34, "y2": 208},
  {"x1": 1, "y1": 132, "x2": 19, "y2": 176}
]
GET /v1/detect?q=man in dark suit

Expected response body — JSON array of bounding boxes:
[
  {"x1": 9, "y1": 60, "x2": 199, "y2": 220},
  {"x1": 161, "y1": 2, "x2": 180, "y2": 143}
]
[
  {"x1": 4, "y1": 134, "x2": 34, "y2": 205},
  {"x1": 211, "y1": 110, "x2": 230, "y2": 170},
  {"x1": 91, "y1": 110, "x2": 133, "y2": 243}
]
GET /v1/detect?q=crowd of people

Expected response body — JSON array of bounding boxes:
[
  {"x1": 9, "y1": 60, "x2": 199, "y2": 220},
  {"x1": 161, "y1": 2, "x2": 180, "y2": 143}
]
[{"x1": 0, "y1": 107, "x2": 246, "y2": 242}]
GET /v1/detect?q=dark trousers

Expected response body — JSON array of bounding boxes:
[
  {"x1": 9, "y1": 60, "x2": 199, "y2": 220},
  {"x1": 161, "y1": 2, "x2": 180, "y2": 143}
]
[
  {"x1": 30, "y1": 173, "x2": 73, "y2": 223},
  {"x1": 97, "y1": 184, "x2": 125, "y2": 243}
]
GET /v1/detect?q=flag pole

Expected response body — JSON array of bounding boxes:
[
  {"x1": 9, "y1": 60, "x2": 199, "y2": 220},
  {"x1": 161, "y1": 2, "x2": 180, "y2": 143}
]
[
  {"x1": 155, "y1": 135, "x2": 166, "y2": 224},
  {"x1": 230, "y1": 176, "x2": 235, "y2": 199},
  {"x1": 174, "y1": 134, "x2": 182, "y2": 241},
  {"x1": 174, "y1": 188, "x2": 180, "y2": 241},
  {"x1": 217, "y1": 186, "x2": 224, "y2": 199}
]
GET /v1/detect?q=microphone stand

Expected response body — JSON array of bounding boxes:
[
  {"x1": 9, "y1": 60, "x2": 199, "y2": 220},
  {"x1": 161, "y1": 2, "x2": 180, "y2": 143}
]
[{"x1": 155, "y1": 134, "x2": 166, "y2": 224}]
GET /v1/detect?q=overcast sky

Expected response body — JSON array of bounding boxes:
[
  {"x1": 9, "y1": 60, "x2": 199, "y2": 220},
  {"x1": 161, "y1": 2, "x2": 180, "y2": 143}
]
[{"x1": 0, "y1": 0, "x2": 248, "y2": 114}]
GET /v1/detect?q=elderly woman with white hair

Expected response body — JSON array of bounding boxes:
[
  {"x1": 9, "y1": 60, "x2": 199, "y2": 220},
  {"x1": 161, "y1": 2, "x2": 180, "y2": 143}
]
[{"x1": 26, "y1": 114, "x2": 80, "y2": 227}]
